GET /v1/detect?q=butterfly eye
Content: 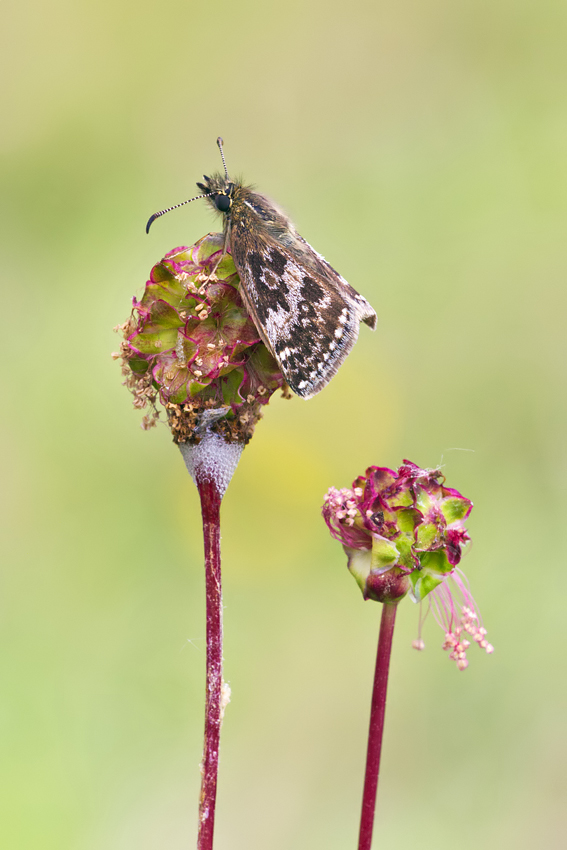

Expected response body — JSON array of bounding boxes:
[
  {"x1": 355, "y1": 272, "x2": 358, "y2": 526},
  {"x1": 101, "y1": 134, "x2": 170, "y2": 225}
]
[{"x1": 215, "y1": 194, "x2": 231, "y2": 212}]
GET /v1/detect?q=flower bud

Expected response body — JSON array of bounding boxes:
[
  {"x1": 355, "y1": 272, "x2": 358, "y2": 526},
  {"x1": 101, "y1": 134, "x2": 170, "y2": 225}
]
[
  {"x1": 115, "y1": 233, "x2": 288, "y2": 446},
  {"x1": 322, "y1": 460, "x2": 492, "y2": 668}
]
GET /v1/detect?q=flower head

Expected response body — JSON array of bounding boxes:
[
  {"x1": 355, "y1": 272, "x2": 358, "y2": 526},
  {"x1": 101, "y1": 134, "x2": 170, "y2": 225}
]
[
  {"x1": 114, "y1": 233, "x2": 288, "y2": 445},
  {"x1": 322, "y1": 460, "x2": 492, "y2": 669}
]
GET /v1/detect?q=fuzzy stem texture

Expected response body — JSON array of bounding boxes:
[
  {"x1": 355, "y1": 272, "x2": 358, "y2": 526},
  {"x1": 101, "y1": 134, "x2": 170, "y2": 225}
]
[
  {"x1": 197, "y1": 478, "x2": 224, "y2": 850},
  {"x1": 358, "y1": 602, "x2": 398, "y2": 850}
]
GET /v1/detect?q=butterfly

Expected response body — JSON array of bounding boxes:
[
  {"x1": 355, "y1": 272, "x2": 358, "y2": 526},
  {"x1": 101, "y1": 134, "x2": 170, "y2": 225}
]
[{"x1": 146, "y1": 138, "x2": 377, "y2": 399}]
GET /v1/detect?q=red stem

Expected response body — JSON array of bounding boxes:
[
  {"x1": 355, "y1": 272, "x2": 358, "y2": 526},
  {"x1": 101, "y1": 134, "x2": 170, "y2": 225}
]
[
  {"x1": 358, "y1": 602, "x2": 398, "y2": 850},
  {"x1": 197, "y1": 478, "x2": 224, "y2": 850}
]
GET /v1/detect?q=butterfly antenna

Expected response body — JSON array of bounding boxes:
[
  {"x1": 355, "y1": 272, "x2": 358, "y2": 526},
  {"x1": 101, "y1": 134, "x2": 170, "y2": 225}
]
[
  {"x1": 216, "y1": 136, "x2": 229, "y2": 179},
  {"x1": 145, "y1": 193, "x2": 213, "y2": 234}
]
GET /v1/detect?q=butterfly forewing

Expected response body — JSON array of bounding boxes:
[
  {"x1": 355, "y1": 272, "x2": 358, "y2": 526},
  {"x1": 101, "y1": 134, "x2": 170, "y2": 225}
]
[{"x1": 228, "y1": 193, "x2": 376, "y2": 399}]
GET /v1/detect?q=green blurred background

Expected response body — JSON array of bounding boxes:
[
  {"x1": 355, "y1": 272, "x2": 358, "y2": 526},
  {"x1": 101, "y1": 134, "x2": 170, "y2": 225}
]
[{"x1": 1, "y1": 1, "x2": 566, "y2": 848}]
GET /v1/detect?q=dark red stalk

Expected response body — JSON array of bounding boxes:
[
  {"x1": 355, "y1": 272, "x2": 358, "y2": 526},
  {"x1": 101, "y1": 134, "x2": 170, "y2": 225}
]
[
  {"x1": 196, "y1": 477, "x2": 224, "y2": 850},
  {"x1": 358, "y1": 602, "x2": 398, "y2": 850}
]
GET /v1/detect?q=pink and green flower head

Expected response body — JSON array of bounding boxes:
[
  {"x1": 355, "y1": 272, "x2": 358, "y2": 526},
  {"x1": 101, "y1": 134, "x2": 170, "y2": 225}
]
[
  {"x1": 322, "y1": 460, "x2": 493, "y2": 670},
  {"x1": 114, "y1": 233, "x2": 288, "y2": 444}
]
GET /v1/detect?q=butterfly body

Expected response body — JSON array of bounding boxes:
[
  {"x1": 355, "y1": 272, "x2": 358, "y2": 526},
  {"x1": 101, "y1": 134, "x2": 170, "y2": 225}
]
[{"x1": 196, "y1": 172, "x2": 377, "y2": 399}]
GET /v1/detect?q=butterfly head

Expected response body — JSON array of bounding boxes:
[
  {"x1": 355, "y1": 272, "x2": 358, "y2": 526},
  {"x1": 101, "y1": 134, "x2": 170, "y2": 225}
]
[{"x1": 196, "y1": 174, "x2": 235, "y2": 214}]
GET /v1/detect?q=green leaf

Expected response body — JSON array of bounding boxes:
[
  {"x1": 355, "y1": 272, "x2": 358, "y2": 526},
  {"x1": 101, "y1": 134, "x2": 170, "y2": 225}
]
[
  {"x1": 215, "y1": 253, "x2": 239, "y2": 281},
  {"x1": 220, "y1": 368, "x2": 245, "y2": 405},
  {"x1": 419, "y1": 549, "x2": 452, "y2": 575},
  {"x1": 371, "y1": 537, "x2": 399, "y2": 571},
  {"x1": 169, "y1": 384, "x2": 188, "y2": 404},
  {"x1": 151, "y1": 262, "x2": 175, "y2": 283},
  {"x1": 415, "y1": 521, "x2": 440, "y2": 550},
  {"x1": 150, "y1": 300, "x2": 184, "y2": 329},
  {"x1": 396, "y1": 507, "x2": 421, "y2": 534},
  {"x1": 388, "y1": 488, "x2": 413, "y2": 509},
  {"x1": 196, "y1": 235, "x2": 225, "y2": 265},
  {"x1": 188, "y1": 377, "x2": 211, "y2": 397},
  {"x1": 413, "y1": 484, "x2": 434, "y2": 513},
  {"x1": 130, "y1": 329, "x2": 178, "y2": 354},
  {"x1": 128, "y1": 357, "x2": 148, "y2": 375},
  {"x1": 144, "y1": 280, "x2": 193, "y2": 311},
  {"x1": 441, "y1": 497, "x2": 470, "y2": 523},
  {"x1": 395, "y1": 535, "x2": 416, "y2": 571},
  {"x1": 345, "y1": 547, "x2": 372, "y2": 595},
  {"x1": 409, "y1": 570, "x2": 444, "y2": 602}
]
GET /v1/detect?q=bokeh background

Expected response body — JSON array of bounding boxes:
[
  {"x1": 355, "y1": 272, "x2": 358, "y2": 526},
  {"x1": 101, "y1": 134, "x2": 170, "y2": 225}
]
[{"x1": 1, "y1": 1, "x2": 566, "y2": 848}]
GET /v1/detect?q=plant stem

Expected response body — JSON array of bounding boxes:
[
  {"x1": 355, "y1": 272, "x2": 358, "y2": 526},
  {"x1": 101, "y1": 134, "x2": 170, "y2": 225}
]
[
  {"x1": 197, "y1": 477, "x2": 224, "y2": 850},
  {"x1": 358, "y1": 602, "x2": 398, "y2": 850}
]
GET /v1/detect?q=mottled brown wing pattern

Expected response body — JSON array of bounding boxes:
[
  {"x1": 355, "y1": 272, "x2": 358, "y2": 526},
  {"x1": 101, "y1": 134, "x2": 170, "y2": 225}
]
[{"x1": 229, "y1": 207, "x2": 377, "y2": 399}]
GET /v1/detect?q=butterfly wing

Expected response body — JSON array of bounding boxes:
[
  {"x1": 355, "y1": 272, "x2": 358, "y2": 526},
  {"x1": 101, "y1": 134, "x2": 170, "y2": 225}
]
[{"x1": 229, "y1": 210, "x2": 376, "y2": 399}]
